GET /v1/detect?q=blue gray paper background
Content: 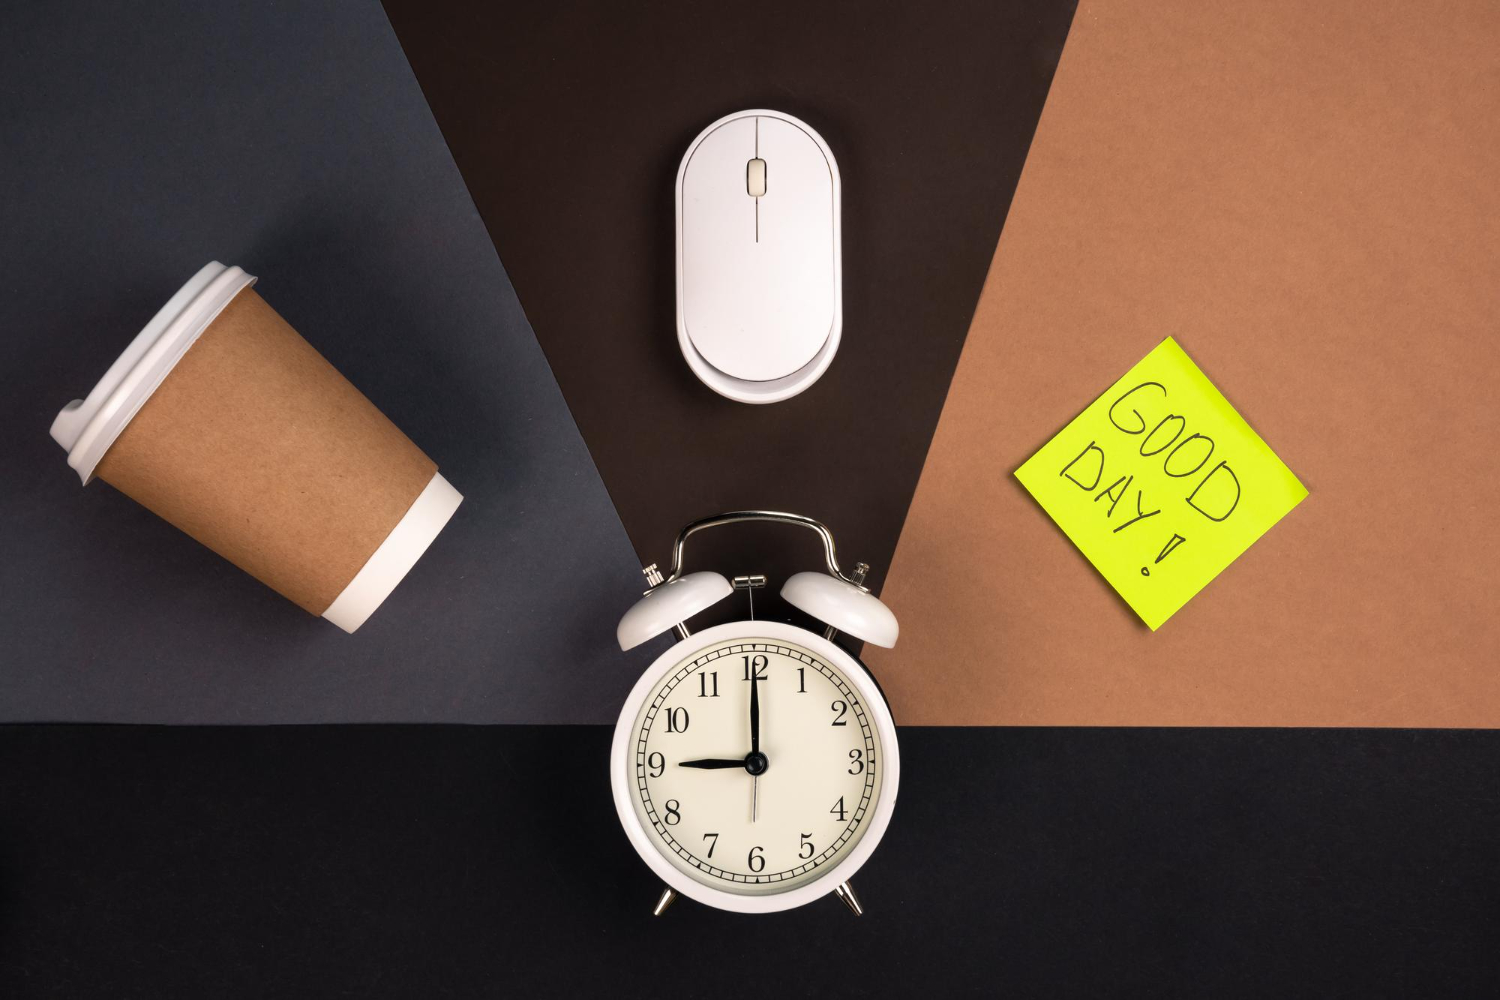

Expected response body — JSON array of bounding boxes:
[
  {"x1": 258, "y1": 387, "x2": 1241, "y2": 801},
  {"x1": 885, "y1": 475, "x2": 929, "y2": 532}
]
[{"x1": 0, "y1": 1, "x2": 663, "y2": 723}]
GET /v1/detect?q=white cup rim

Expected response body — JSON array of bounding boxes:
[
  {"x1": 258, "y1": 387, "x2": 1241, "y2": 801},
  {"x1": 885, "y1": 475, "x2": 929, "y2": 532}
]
[{"x1": 50, "y1": 261, "x2": 257, "y2": 484}]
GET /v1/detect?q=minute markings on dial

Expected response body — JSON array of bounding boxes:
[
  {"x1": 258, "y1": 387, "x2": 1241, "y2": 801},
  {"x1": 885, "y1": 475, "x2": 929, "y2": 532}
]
[{"x1": 634, "y1": 641, "x2": 877, "y2": 884}]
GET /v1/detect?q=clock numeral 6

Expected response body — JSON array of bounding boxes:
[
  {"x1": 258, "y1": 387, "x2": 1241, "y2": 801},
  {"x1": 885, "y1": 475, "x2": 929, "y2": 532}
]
[
  {"x1": 748, "y1": 845, "x2": 765, "y2": 873},
  {"x1": 847, "y1": 748, "x2": 869, "y2": 775},
  {"x1": 664, "y1": 799, "x2": 681, "y2": 825},
  {"x1": 665, "y1": 707, "x2": 689, "y2": 733},
  {"x1": 702, "y1": 832, "x2": 719, "y2": 858},
  {"x1": 648, "y1": 752, "x2": 665, "y2": 778},
  {"x1": 831, "y1": 700, "x2": 849, "y2": 726},
  {"x1": 830, "y1": 796, "x2": 848, "y2": 822},
  {"x1": 799, "y1": 833, "x2": 815, "y2": 860},
  {"x1": 741, "y1": 654, "x2": 768, "y2": 681}
]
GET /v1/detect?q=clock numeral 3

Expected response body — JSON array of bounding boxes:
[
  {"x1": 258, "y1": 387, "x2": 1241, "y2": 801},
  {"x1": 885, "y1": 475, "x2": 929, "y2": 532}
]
[
  {"x1": 831, "y1": 700, "x2": 849, "y2": 726},
  {"x1": 847, "y1": 748, "x2": 867, "y2": 775},
  {"x1": 698, "y1": 671, "x2": 719, "y2": 697},
  {"x1": 647, "y1": 752, "x2": 665, "y2": 778},
  {"x1": 741, "y1": 655, "x2": 768, "y2": 681},
  {"x1": 748, "y1": 846, "x2": 765, "y2": 873},
  {"x1": 664, "y1": 799, "x2": 682, "y2": 825},
  {"x1": 830, "y1": 796, "x2": 848, "y2": 822},
  {"x1": 665, "y1": 707, "x2": 689, "y2": 733},
  {"x1": 799, "y1": 833, "x2": 815, "y2": 860},
  {"x1": 702, "y1": 832, "x2": 718, "y2": 858}
]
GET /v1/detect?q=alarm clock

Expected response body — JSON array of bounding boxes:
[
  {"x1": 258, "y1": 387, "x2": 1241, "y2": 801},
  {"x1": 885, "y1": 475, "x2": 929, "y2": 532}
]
[{"x1": 611, "y1": 511, "x2": 899, "y2": 915}]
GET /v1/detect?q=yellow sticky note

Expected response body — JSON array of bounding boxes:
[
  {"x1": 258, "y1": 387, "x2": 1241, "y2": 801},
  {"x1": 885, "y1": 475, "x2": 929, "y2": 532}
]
[{"x1": 1015, "y1": 338, "x2": 1307, "y2": 630}]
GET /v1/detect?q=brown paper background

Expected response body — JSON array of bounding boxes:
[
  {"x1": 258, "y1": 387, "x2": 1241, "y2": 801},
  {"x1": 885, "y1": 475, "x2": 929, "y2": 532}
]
[
  {"x1": 97, "y1": 289, "x2": 437, "y2": 615},
  {"x1": 865, "y1": 0, "x2": 1500, "y2": 726}
]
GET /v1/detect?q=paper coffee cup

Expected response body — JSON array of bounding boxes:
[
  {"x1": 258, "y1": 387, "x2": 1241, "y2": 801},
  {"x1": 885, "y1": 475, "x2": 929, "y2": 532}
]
[{"x1": 50, "y1": 262, "x2": 462, "y2": 632}]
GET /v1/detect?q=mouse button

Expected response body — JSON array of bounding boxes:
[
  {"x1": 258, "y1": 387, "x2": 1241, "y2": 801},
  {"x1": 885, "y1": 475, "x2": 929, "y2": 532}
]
[
  {"x1": 683, "y1": 116, "x2": 755, "y2": 196},
  {"x1": 754, "y1": 117, "x2": 833, "y2": 201}
]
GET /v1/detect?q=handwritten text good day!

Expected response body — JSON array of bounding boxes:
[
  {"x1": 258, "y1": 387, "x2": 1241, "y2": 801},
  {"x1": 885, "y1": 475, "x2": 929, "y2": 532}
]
[{"x1": 1015, "y1": 338, "x2": 1306, "y2": 630}]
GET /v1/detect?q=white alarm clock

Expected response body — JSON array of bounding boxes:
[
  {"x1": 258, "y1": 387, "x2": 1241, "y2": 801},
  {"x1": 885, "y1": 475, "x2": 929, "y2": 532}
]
[{"x1": 611, "y1": 511, "x2": 899, "y2": 915}]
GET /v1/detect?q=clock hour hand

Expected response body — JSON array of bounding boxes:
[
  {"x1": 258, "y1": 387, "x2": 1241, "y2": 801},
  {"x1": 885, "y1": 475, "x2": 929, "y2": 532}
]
[{"x1": 677, "y1": 758, "x2": 749, "y2": 769}]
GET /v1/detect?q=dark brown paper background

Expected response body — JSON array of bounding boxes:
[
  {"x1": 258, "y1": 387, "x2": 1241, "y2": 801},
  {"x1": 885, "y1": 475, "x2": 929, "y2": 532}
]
[
  {"x1": 383, "y1": 0, "x2": 1075, "y2": 622},
  {"x1": 866, "y1": 0, "x2": 1500, "y2": 726}
]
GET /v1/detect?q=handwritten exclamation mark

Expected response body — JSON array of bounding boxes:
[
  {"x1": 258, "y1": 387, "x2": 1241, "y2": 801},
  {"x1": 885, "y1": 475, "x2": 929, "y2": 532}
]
[{"x1": 1141, "y1": 533, "x2": 1187, "y2": 576}]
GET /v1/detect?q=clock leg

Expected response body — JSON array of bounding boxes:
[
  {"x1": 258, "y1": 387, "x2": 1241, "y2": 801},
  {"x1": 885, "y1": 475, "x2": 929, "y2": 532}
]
[
  {"x1": 833, "y1": 880, "x2": 864, "y2": 916},
  {"x1": 653, "y1": 886, "x2": 678, "y2": 917}
]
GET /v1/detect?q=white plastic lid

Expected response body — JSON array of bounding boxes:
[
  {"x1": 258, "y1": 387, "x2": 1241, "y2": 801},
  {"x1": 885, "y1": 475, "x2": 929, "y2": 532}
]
[{"x1": 50, "y1": 261, "x2": 256, "y2": 484}]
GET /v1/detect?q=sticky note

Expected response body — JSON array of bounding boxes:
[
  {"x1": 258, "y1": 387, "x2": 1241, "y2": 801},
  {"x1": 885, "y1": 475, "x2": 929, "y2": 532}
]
[{"x1": 1015, "y1": 338, "x2": 1307, "y2": 629}]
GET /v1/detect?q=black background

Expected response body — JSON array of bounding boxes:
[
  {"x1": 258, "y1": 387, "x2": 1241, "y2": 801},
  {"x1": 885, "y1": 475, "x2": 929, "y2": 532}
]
[{"x1": 2, "y1": 726, "x2": 1496, "y2": 997}]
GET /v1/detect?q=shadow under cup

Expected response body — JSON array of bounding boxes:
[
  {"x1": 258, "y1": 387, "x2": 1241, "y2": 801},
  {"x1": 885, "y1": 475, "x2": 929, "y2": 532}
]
[{"x1": 50, "y1": 262, "x2": 462, "y2": 632}]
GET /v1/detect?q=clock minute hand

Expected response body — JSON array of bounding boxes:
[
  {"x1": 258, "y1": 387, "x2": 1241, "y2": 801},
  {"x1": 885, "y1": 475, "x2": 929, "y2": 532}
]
[
  {"x1": 677, "y1": 758, "x2": 749, "y2": 769},
  {"x1": 750, "y1": 665, "x2": 760, "y2": 754},
  {"x1": 749, "y1": 667, "x2": 761, "y2": 822}
]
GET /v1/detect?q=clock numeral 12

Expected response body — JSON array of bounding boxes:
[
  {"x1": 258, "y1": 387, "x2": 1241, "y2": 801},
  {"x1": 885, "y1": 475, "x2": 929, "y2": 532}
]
[
  {"x1": 698, "y1": 671, "x2": 719, "y2": 697},
  {"x1": 741, "y1": 655, "x2": 768, "y2": 681}
]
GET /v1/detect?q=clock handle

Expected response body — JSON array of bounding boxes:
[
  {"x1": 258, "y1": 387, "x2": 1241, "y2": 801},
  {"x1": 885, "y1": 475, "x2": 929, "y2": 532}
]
[{"x1": 659, "y1": 510, "x2": 867, "y2": 589}]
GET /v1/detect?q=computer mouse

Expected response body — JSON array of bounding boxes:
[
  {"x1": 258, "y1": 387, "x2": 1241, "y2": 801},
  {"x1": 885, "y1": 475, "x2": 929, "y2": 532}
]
[{"x1": 675, "y1": 109, "x2": 842, "y2": 404}]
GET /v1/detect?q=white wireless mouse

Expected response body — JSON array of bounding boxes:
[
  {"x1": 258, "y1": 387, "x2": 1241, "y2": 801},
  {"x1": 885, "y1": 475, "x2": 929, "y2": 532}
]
[{"x1": 675, "y1": 109, "x2": 842, "y2": 404}]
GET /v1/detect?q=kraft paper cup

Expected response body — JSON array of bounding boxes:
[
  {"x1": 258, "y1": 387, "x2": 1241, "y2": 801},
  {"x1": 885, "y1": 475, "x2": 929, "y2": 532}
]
[{"x1": 50, "y1": 262, "x2": 462, "y2": 632}]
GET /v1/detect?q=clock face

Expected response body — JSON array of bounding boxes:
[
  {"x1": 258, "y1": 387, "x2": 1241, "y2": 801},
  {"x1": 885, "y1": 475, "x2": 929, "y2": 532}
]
[{"x1": 626, "y1": 636, "x2": 883, "y2": 895}]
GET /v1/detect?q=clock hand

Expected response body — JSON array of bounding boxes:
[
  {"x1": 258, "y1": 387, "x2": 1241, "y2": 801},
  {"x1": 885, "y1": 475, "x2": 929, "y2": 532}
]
[
  {"x1": 749, "y1": 662, "x2": 761, "y2": 822},
  {"x1": 750, "y1": 665, "x2": 760, "y2": 754},
  {"x1": 677, "y1": 758, "x2": 750, "y2": 769}
]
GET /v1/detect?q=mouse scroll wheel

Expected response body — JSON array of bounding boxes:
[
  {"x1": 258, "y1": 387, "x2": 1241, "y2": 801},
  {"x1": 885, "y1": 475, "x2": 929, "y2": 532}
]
[{"x1": 746, "y1": 158, "x2": 767, "y2": 198}]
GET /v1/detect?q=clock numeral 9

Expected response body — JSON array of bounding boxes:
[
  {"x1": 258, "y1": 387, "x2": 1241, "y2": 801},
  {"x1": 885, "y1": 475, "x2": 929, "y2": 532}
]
[
  {"x1": 847, "y1": 748, "x2": 869, "y2": 775},
  {"x1": 748, "y1": 846, "x2": 765, "y2": 873},
  {"x1": 799, "y1": 833, "x2": 815, "y2": 860},
  {"x1": 702, "y1": 833, "x2": 718, "y2": 858},
  {"x1": 665, "y1": 707, "x2": 689, "y2": 733},
  {"x1": 741, "y1": 655, "x2": 768, "y2": 681},
  {"x1": 830, "y1": 796, "x2": 848, "y2": 822},
  {"x1": 698, "y1": 671, "x2": 719, "y2": 697},
  {"x1": 664, "y1": 799, "x2": 681, "y2": 825},
  {"x1": 831, "y1": 700, "x2": 849, "y2": 726},
  {"x1": 647, "y1": 752, "x2": 665, "y2": 778}
]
